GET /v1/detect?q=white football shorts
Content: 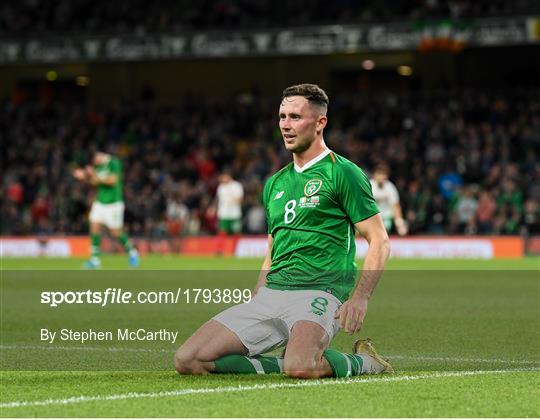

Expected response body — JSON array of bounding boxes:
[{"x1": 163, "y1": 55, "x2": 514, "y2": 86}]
[
  {"x1": 213, "y1": 286, "x2": 341, "y2": 356},
  {"x1": 89, "y1": 201, "x2": 125, "y2": 229}
]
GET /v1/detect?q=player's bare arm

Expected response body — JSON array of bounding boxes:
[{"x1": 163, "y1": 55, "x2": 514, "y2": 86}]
[
  {"x1": 392, "y1": 203, "x2": 408, "y2": 236},
  {"x1": 335, "y1": 213, "x2": 390, "y2": 334},
  {"x1": 85, "y1": 166, "x2": 117, "y2": 186},
  {"x1": 72, "y1": 166, "x2": 116, "y2": 187},
  {"x1": 72, "y1": 167, "x2": 87, "y2": 181},
  {"x1": 253, "y1": 235, "x2": 272, "y2": 295}
]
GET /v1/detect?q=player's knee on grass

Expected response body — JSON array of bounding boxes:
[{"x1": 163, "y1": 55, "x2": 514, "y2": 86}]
[
  {"x1": 174, "y1": 349, "x2": 206, "y2": 375},
  {"x1": 174, "y1": 346, "x2": 220, "y2": 375},
  {"x1": 173, "y1": 350, "x2": 191, "y2": 374},
  {"x1": 283, "y1": 354, "x2": 326, "y2": 379}
]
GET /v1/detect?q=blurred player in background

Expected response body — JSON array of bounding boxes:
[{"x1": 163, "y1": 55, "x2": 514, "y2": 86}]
[
  {"x1": 72, "y1": 151, "x2": 139, "y2": 269},
  {"x1": 370, "y1": 164, "x2": 408, "y2": 236},
  {"x1": 175, "y1": 84, "x2": 393, "y2": 379},
  {"x1": 216, "y1": 172, "x2": 244, "y2": 235}
]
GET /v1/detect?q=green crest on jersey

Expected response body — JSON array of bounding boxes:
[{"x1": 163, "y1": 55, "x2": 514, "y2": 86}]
[{"x1": 304, "y1": 179, "x2": 323, "y2": 197}]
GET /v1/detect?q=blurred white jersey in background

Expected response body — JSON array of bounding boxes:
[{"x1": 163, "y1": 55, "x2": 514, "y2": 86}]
[
  {"x1": 370, "y1": 179, "x2": 399, "y2": 223},
  {"x1": 217, "y1": 180, "x2": 244, "y2": 219}
]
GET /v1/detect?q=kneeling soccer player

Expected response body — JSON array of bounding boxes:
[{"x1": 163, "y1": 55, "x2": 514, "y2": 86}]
[{"x1": 174, "y1": 84, "x2": 393, "y2": 378}]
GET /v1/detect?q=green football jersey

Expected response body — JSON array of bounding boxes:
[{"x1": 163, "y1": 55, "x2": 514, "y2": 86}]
[
  {"x1": 95, "y1": 157, "x2": 123, "y2": 204},
  {"x1": 262, "y1": 150, "x2": 379, "y2": 303}
]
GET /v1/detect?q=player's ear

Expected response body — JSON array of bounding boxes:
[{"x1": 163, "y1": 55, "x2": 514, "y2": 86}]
[{"x1": 316, "y1": 114, "x2": 327, "y2": 134}]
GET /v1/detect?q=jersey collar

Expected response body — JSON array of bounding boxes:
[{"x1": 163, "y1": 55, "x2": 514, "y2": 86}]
[{"x1": 294, "y1": 147, "x2": 331, "y2": 173}]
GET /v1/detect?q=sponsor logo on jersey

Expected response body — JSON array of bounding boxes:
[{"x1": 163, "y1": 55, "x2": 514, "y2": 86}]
[
  {"x1": 274, "y1": 191, "x2": 284, "y2": 200},
  {"x1": 304, "y1": 179, "x2": 323, "y2": 197},
  {"x1": 298, "y1": 195, "x2": 320, "y2": 208}
]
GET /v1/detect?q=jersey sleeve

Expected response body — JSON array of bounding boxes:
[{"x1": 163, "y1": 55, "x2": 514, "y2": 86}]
[
  {"x1": 235, "y1": 182, "x2": 244, "y2": 199},
  {"x1": 262, "y1": 177, "x2": 273, "y2": 234},
  {"x1": 216, "y1": 184, "x2": 223, "y2": 201},
  {"x1": 387, "y1": 182, "x2": 400, "y2": 205},
  {"x1": 334, "y1": 162, "x2": 380, "y2": 224},
  {"x1": 110, "y1": 158, "x2": 122, "y2": 175}
]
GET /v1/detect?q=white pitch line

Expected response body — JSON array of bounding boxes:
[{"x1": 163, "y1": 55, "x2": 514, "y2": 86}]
[
  {"x1": 2, "y1": 344, "x2": 539, "y2": 365},
  {"x1": 386, "y1": 354, "x2": 540, "y2": 365},
  {"x1": 0, "y1": 344, "x2": 172, "y2": 353},
  {"x1": 1, "y1": 368, "x2": 539, "y2": 409}
]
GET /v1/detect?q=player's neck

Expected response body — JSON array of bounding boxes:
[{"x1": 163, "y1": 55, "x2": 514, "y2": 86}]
[{"x1": 293, "y1": 138, "x2": 328, "y2": 169}]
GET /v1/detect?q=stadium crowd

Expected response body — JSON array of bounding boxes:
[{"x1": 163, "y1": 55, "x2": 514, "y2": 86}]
[
  {"x1": 2, "y1": 0, "x2": 538, "y2": 36},
  {"x1": 2, "y1": 87, "x2": 539, "y2": 237}
]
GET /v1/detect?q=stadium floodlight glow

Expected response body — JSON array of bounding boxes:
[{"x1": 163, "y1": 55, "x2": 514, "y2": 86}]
[
  {"x1": 362, "y1": 59, "x2": 375, "y2": 70},
  {"x1": 397, "y1": 66, "x2": 413, "y2": 76},
  {"x1": 46, "y1": 70, "x2": 58, "y2": 81},
  {"x1": 76, "y1": 76, "x2": 90, "y2": 87}
]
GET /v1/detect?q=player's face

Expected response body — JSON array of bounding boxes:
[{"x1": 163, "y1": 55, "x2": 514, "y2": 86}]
[
  {"x1": 94, "y1": 152, "x2": 108, "y2": 165},
  {"x1": 279, "y1": 96, "x2": 323, "y2": 154},
  {"x1": 219, "y1": 174, "x2": 232, "y2": 183},
  {"x1": 374, "y1": 171, "x2": 388, "y2": 185}
]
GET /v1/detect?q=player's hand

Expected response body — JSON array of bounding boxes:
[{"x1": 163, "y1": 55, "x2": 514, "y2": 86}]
[
  {"x1": 84, "y1": 165, "x2": 95, "y2": 176},
  {"x1": 334, "y1": 296, "x2": 368, "y2": 335},
  {"x1": 72, "y1": 168, "x2": 86, "y2": 180},
  {"x1": 396, "y1": 224, "x2": 408, "y2": 236},
  {"x1": 395, "y1": 218, "x2": 408, "y2": 236}
]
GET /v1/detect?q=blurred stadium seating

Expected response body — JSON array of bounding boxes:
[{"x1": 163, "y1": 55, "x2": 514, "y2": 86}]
[
  {"x1": 2, "y1": 89, "x2": 539, "y2": 237},
  {"x1": 2, "y1": 0, "x2": 539, "y2": 35},
  {"x1": 1, "y1": 1, "x2": 539, "y2": 254}
]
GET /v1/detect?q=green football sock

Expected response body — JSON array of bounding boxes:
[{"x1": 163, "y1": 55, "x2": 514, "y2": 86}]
[
  {"x1": 214, "y1": 355, "x2": 283, "y2": 374},
  {"x1": 90, "y1": 233, "x2": 101, "y2": 258},
  {"x1": 323, "y1": 348, "x2": 364, "y2": 378},
  {"x1": 118, "y1": 232, "x2": 134, "y2": 252}
]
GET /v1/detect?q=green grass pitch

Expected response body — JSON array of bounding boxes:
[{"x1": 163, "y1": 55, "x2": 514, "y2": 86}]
[{"x1": 1, "y1": 256, "x2": 539, "y2": 417}]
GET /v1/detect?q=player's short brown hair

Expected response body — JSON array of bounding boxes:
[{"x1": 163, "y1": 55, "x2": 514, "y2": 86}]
[
  {"x1": 282, "y1": 83, "x2": 329, "y2": 109},
  {"x1": 374, "y1": 163, "x2": 390, "y2": 175}
]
